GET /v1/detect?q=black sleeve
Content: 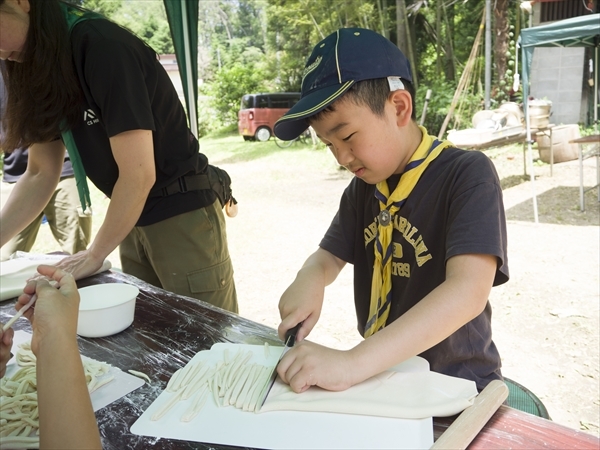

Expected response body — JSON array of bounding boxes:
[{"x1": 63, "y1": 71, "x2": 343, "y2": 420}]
[{"x1": 445, "y1": 152, "x2": 509, "y2": 286}]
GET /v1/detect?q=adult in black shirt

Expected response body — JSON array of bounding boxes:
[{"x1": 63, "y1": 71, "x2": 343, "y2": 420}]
[{"x1": 0, "y1": 0, "x2": 237, "y2": 312}]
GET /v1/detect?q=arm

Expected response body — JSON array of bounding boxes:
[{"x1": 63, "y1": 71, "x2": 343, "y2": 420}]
[
  {"x1": 277, "y1": 253, "x2": 497, "y2": 393},
  {"x1": 278, "y1": 247, "x2": 346, "y2": 342},
  {"x1": 0, "y1": 141, "x2": 64, "y2": 246},
  {"x1": 54, "y1": 129, "x2": 156, "y2": 279},
  {"x1": 16, "y1": 265, "x2": 101, "y2": 449}
]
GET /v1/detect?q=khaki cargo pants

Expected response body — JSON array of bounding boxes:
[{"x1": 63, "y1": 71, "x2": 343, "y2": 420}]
[
  {"x1": 119, "y1": 199, "x2": 238, "y2": 313},
  {"x1": 1, "y1": 176, "x2": 92, "y2": 261}
]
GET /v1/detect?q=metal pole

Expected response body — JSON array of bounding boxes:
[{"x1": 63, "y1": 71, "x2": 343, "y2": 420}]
[
  {"x1": 595, "y1": 46, "x2": 598, "y2": 132},
  {"x1": 522, "y1": 43, "x2": 539, "y2": 224},
  {"x1": 484, "y1": 0, "x2": 491, "y2": 109},
  {"x1": 420, "y1": 89, "x2": 432, "y2": 126},
  {"x1": 180, "y1": 0, "x2": 198, "y2": 138}
]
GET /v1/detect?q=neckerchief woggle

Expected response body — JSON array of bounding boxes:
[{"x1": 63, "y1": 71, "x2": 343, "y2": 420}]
[
  {"x1": 59, "y1": 2, "x2": 105, "y2": 213},
  {"x1": 364, "y1": 126, "x2": 453, "y2": 338}
]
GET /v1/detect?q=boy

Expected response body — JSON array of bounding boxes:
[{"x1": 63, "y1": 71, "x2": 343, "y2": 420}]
[{"x1": 273, "y1": 28, "x2": 508, "y2": 393}]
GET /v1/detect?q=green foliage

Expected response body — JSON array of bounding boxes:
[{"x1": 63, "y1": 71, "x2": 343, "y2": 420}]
[
  {"x1": 417, "y1": 78, "x2": 483, "y2": 137},
  {"x1": 204, "y1": 60, "x2": 269, "y2": 126},
  {"x1": 417, "y1": 80, "x2": 457, "y2": 135},
  {"x1": 80, "y1": 0, "x2": 122, "y2": 17},
  {"x1": 91, "y1": 0, "x2": 174, "y2": 54},
  {"x1": 77, "y1": 0, "x2": 517, "y2": 135}
]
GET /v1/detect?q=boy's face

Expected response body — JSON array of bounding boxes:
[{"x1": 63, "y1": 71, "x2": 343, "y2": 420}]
[{"x1": 311, "y1": 94, "x2": 414, "y2": 185}]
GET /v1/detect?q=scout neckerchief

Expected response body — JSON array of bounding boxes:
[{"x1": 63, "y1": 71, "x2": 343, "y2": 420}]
[
  {"x1": 58, "y1": 2, "x2": 106, "y2": 212},
  {"x1": 364, "y1": 126, "x2": 453, "y2": 338}
]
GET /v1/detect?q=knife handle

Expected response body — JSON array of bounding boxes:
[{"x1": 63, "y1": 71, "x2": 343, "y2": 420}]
[{"x1": 285, "y1": 323, "x2": 302, "y2": 347}]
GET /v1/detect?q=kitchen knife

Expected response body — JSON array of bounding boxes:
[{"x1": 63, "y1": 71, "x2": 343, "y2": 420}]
[{"x1": 256, "y1": 322, "x2": 301, "y2": 411}]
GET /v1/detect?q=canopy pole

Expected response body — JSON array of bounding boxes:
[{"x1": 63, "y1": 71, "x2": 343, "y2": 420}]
[
  {"x1": 484, "y1": 0, "x2": 491, "y2": 109},
  {"x1": 522, "y1": 43, "x2": 539, "y2": 224},
  {"x1": 180, "y1": 0, "x2": 198, "y2": 138},
  {"x1": 595, "y1": 45, "x2": 598, "y2": 132}
]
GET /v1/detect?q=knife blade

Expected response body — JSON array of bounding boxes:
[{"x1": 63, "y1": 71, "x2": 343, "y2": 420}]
[{"x1": 256, "y1": 322, "x2": 301, "y2": 411}]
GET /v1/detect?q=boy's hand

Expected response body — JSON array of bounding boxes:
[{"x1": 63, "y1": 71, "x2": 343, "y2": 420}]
[
  {"x1": 16, "y1": 265, "x2": 80, "y2": 355},
  {"x1": 276, "y1": 341, "x2": 355, "y2": 393},
  {"x1": 278, "y1": 271, "x2": 325, "y2": 343},
  {"x1": 0, "y1": 326, "x2": 14, "y2": 378}
]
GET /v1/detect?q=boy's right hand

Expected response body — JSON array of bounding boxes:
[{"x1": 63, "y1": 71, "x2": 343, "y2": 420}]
[
  {"x1": 16, "y1": 265, "x2": 80, "y2": 356},
  {"x1": 278, "y1": 270, "x2": 325, "y2": 343}
]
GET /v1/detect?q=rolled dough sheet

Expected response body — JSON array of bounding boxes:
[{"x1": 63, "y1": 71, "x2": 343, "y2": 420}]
[
  {"x1": 131, "y1": 343, "x2": 471, "y2": 449},
  {"x1": 0, "y1": 256, "x2": 111, "y2": 302}
]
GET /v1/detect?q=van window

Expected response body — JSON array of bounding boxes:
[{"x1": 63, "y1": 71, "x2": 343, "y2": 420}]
[{"x1": 257, "y1": 96, "x2": 269, "y2": 108}]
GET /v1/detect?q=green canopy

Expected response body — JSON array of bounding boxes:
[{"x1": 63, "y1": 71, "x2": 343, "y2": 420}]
[
  {"x1": 520, "y1": 13, "x2": 600, "y2": 112},
  {"x1": 518, "y1": 14, "x2": 600, "y2": 223},
  {"x1": 163, "y1": 0, "x2": 199, "y2": 138}
]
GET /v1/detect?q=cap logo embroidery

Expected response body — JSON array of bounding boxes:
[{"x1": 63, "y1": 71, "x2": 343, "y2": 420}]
[{"x1": 302, "y1": 55, "x2": 322, "y2": 83}]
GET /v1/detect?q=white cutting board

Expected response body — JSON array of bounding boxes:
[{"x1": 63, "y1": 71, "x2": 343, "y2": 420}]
[
  {"x1": 6, "y1": 330, "x2": 144, "y2": 412},
  {"x1": 131, "y1": 343, "x2": 434, "y2": 449}
]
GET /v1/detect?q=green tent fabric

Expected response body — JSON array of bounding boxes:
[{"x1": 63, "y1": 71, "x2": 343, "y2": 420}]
[
  {"x1": 518, "y1": 14, "x2": 600, "y2": 223},
  {"x1": 163, "y1": 0, "x2": 199, "y2": 138}
]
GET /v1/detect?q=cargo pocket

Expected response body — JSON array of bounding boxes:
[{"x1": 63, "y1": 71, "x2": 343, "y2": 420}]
[{"x1": 187, "y1": 258, "x2": 234, "y2": 294}]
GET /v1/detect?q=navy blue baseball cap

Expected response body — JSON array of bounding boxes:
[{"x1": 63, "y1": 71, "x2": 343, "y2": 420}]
[{"x1": 274, "y1": 28, "x2": 413, "y2": 141}]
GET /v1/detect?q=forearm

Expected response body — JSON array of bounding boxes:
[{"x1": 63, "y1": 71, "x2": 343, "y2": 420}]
[
  {"x1": 297, "y1": 248, "x2": 345, "y2": 287},
  {"x1": 348, "y1": 254, "x2": 496, "y2": 385},
  {"x1": 0, "y1": 172, "x2": 60, "y2": 246},
  {"x1": 36, "y1": 334, "x2": 101, "y2": 449},
  {"x1": 86, "y1": 129, "x2": 155, "y2": 261},
  {"x1": 88, "y1": 175, "x2": 152, "y2": 261}
]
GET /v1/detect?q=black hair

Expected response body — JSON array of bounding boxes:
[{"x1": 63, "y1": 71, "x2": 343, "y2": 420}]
[
  {"x1": 308, "y1": 78, "x2": 417, "y2": 125},
  {"x1": 0, "y1": 0, "x2": 82, "y2": 151}
]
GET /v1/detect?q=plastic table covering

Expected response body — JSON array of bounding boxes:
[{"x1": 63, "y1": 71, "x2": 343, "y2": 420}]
[{"x1": 1, "y1": 269, "x2": 598, "y2": 450}]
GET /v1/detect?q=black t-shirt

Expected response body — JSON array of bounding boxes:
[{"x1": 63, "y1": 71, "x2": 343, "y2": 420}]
[
  {"x1": 69, "y1": 19, "x2": 215, "y2": 226},
  {"x1": 320, "y1": 148, "x2": 509, "y2": 390}
]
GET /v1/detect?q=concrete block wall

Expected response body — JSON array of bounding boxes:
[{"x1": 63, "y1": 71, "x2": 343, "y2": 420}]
[{"x1": 530, "y1": 47, "x2": 585, "y2": 125}]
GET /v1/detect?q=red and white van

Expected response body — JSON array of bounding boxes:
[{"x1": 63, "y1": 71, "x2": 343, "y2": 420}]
[{"x1": 238, "y1": 92, "x2": 301, "y2": 141}]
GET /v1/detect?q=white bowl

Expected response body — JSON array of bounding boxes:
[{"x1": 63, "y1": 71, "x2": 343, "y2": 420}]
[{"x1": 77, "y1": 283, "x2": 139, "y2": 338}]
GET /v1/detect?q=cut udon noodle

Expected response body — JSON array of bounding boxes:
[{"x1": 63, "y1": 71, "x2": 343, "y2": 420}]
[
  {"x1": 151, "y1": 349, "x2": 279, "y2": 422},
  {"x1": 0, "y1": 342, "x2": 114, "y2": 449}
]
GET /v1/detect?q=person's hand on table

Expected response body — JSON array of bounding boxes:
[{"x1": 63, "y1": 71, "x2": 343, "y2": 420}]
[
  {"x1": 277, "y1": 340, "x2": 355, "y2": 393},
  {"x1": 16, "y1": 265, "x2": 80, "y2": 355},
  {"x1": 0, "y1": 326, "x2": 14, "y2": 378},
  {"x1": 51, "y1": 250, "x2": 105, "y2": 281}
]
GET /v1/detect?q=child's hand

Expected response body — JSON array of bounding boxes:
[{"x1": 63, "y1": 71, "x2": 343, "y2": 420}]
[
  {"x1": 278, "y1": 271, "x2": 325, "y2": 343},
  {"x1": 15, "y1": 265, "x2": 80, "y2": 356},
  {"x1": 0, "y1": 326, "x2": 14, "y2": 378},
  {"x1": 276, "y1": 341, "x2": 355, "y2": 393}
]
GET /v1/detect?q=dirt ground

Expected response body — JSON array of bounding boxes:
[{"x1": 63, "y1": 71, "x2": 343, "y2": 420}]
[{"x1": 22, "y1": 139, "x2": 599, "y2": 438}]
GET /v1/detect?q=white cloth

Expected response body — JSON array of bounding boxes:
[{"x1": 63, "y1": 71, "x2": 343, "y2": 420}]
[
  {"x1": 260, "y1": 361, "x2": 478, "y2": 419},
  {"x1": 0, "y1": 255, "x2": 112, "y2": 301}
]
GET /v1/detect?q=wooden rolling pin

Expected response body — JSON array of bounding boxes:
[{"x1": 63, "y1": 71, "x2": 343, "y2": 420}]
[{"x1": 431, "y1": 379, "x2": 509, "y2": 449}]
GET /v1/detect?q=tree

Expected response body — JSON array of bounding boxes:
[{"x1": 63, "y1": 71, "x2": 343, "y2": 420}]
[{"x1": 80, "y1": 0, "x2": 122, "y2": 17}]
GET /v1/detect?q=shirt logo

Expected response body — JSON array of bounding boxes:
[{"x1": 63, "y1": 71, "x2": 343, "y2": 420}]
[{"x1": 83, "y1": 109, "x2": 99, "y2": 126}]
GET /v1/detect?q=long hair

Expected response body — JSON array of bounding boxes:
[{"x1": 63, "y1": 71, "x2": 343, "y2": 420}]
[{"x1": 0, "y1": 0, "x2": 82, "y2": 151}]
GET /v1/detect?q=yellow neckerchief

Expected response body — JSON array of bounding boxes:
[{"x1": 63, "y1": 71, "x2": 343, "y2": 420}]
[{"x1": 364, "y1": 126, "x2": 453, "y2": 338}]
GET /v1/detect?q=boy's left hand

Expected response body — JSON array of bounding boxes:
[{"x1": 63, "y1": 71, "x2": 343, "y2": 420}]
[{"x1": 276, "y1": 341, "x2": 355, "y2": 393}]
